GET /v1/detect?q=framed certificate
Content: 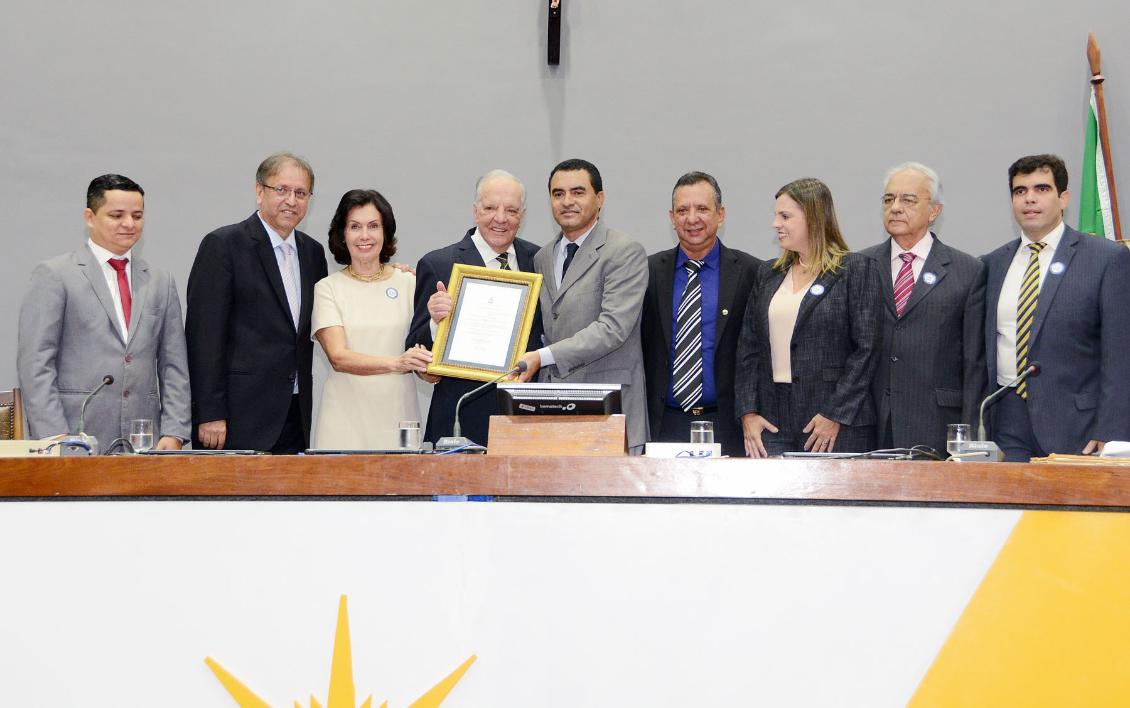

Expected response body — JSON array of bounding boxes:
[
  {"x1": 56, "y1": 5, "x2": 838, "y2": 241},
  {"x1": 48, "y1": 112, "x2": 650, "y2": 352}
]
[{"x1": 426, "y1": 264, "x2": 543, "y2": 382}]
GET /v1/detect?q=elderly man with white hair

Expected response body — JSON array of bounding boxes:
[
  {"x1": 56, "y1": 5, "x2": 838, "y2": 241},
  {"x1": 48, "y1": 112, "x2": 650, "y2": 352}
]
[
  {"x1": 859, "y1": 162, "x2": 986, "y2": 455},
  {"x1": 406, "y1": 169, "x2": 543, "y2": 448}
]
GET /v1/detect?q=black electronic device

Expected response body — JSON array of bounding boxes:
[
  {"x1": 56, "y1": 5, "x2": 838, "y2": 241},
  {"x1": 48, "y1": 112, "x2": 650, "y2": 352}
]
[{"x1": 496, "y1": 382, "x2": 622, "y2": 416}]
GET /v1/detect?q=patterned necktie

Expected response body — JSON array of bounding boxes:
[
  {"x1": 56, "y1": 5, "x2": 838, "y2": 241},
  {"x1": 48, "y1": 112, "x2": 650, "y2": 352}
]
[
  {"x1": 278, "y1": 242, "x2": 300, "y2": 329},
  {"x1": 108, "y1": 258, "x2": 131, "y2": 331},
  {"x1": 672, "y1": 259, "x2": 706, "y2": 411},
  {"x1": 561, "y1": 242, "x2": 579, "y2": 280},
  {"x1": 496, "y1": 252, "x2": 511, "y2": 270},
  {"x1": 893, "y1": 252, "x2": 916, "y2": 316},
  {"x1": 1015, "y1": 241, "x2": 1046, "y2": 399}
]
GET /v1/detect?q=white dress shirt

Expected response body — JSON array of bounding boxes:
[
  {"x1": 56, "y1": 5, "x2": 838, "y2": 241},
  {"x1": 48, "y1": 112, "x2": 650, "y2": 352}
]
[
  {"x1": 258, "y1": 212, "x2": 301, "y2": 393},
  {"x1": 995, "y1": 221, "x2": 1065, "y2": 384},
  {"x1": 86, "y1": 238, "x2": 132, "y2": 341}
]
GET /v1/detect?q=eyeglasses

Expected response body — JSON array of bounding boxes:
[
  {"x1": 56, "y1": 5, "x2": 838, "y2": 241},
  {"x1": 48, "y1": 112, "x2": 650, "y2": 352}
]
[
  {"x1": 881, "y1": 193, "x2": 924, "y2": 208},
  {"x1": 260, "y1": 183, "x2": 312, "y2": 201}
]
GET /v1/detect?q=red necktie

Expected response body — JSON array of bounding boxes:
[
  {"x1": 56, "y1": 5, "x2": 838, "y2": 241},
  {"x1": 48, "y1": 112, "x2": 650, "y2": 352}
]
[
  {"x1": 108, "y1": 258, "x2": 131, "y2": 330},
  {"x1": 893, "y1": 252, "x2": 915, "y2": 317}
]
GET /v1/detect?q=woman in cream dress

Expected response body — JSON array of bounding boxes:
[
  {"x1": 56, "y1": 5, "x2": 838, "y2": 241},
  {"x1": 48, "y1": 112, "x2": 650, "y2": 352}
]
[{"x1": 312, "y1": 189, "x2": 432, "y2": 449}]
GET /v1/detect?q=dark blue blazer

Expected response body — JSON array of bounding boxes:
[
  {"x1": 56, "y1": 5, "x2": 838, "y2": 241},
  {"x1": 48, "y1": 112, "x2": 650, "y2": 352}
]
[
  {"x1": 735, "y1": 252, "x2": 882, "y2": 435},
  {"x1": 982, "y1": 226, "x2": 1130, "y2": 453},
  {"x1": 860, "y1": 236, "x2": 986, "y2": 453},
  {"x1": 185, "y1": 212, "x2": 328, "y2": 450},
  {"x1": 406, "y1": 229, "x2": 542, "y2": 446}
]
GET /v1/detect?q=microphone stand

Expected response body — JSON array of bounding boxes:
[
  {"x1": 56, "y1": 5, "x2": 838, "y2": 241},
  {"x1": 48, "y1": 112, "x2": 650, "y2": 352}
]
[
  {"x1": 60, "y1": 375, "x2": 115, "y2": 456},
  {"x1": 435, "y1": 362, "x2": 527, "y2": 452},
  {"x1": 955, "y1": 363, "x2": 1040, "y2": 462}
]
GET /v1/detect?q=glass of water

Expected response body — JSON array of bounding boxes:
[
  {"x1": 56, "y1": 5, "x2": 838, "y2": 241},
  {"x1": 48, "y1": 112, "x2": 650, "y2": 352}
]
[
  {"x1": 946, "y1": 423, "x2": 971, "y2": 457},
  {"x1": 690, "y1": 420, "x2": 715, "y2": 444},
  {"x1": 398, "y1": 420, "x2": 422, "y2": 450},
  {"x1": 130, "y1": 419, "x2": 155, "y2": 452}
]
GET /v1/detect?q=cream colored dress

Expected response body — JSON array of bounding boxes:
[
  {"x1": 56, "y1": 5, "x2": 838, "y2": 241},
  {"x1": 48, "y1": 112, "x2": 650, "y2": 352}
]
[{"x1": 312, "y1": 268, "x2": 420, "y2": 449}]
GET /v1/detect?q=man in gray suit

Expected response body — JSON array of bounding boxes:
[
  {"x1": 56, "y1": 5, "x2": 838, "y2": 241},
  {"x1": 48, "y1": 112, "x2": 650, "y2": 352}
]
[
  {"x1": 17, "y1": 174, "x2": 191, "y2": 451},
  {"x1": 518, "y1": 158, "x2": 649, "y2": 452},
  {"x1": 860, "y1": 163, "x2": 985, "y2": 454}
]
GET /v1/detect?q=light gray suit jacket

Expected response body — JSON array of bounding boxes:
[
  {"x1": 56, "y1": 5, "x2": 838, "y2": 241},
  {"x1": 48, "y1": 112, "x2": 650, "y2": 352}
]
[
  {"x1": 17, "y1": 245, "x2": 191, "y2": 449},
  {"x1": 534, "y1": 220, "x2": 649, "y2": 451}
]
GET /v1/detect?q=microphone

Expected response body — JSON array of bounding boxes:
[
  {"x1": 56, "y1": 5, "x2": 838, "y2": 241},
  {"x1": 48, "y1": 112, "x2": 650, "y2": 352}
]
[
  {"x1": 952, "y1": 362, "x2": 1041, "y2": 463},
  {"x1": 978, "y1": 362, "x2": 1040, "y2": 440},
  {"x1": 436, "y1": 361, "x2": 527, "y2": 451},
  {"x1": 61, "y1": 375, "x2": 114, "y2": 456}
]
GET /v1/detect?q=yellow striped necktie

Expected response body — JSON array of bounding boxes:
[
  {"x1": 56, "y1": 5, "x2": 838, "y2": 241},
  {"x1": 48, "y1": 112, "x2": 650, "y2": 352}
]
[{"x1": 1015, "y1": 241, "x2": 1047, "y2": 399}]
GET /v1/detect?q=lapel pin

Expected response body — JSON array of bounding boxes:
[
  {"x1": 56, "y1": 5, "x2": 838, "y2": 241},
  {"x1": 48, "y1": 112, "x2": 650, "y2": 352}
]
[
  {"x1": 386, "y1": 287, "x2": 399, "y2": 299},
  {"x1": 1050, "y1": 262, "x2": 1066, "y2": 275},
  {"x1": 809, "y1": 284, "x2": 825, "y2": 296},
  {"x1": 922, "y1": 272, "x2": 937, "y2": 285},
  {"x1": 722, "y1": 308, "x2": 729, "y2": 316}
]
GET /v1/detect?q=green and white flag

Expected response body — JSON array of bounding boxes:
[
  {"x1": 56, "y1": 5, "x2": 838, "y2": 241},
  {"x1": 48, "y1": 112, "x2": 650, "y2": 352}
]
[{"x1": 1079, "y1": 86, "x2": 1116, "y2": 239}]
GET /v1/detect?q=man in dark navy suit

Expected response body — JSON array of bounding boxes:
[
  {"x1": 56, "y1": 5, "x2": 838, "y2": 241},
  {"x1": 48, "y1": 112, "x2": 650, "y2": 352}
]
[
  {"x1": 982, "y1": 154, "x2": 1130, "y2": 460},
  {"x1": 406, "y1": 169, "x2": 541, "y2": 447},
  {"x1": 185, "y1": 153, "x2": 328, "y2": 453},
  {"x1": 641, "y1": 171, "x2": 760, "y2": 456},
  {"x1": 860, "y1": 162, "x2": 985, "y2": 455}
]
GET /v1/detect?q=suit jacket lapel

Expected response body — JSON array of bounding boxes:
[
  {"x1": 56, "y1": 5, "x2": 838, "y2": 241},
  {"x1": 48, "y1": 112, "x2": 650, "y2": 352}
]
[
  {"x1": 793, "y1": 267, "x2": 841, "y2": 335},
  {"x1": 1030, "y1": 228, "x2": 1079, "y2": 346},
  {"x1": 554, "y1": 222, "x2": 604, "y2": 303},
  {"x1": 456, "y1": 230, "x2": 486, "y2": 268},
  {"x1": 76, "y1": 247, "x2": 126, "y2": 346},
  {"x1": 296, "y1": 234, "x2": 320, "y2": 338},
  {"x1": 251, "y1": 218, "x2": 296, "y2": 331},
  {"x1": 125, "y1": 257, "x2": 150, "y2": 349},
  {"x1": 715, "y1": 245, "x2": 739, "y2": 348},
  {"x1": 656, "y1": 248, "x2": 676, "y2": 352},
  {"x1": 900, "y1": 236, "x2": 950, "y2": 317},
  {"x1": 762, "y1": 267, "x2": 788, "y2": 337}
]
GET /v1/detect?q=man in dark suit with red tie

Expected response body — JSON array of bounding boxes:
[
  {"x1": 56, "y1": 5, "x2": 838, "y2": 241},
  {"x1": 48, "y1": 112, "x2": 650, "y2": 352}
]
[
  {"x1": 641, "y1": 172, "x2": 760, "y2": 456},
  {"x1": 185, "y1": 153, "x2": 329, "y2": 453},
  {"x1": 406, "y1": 169, "x2": 542, "y2": 447},
  {"x1": 860, "y1": 162, "x2": 985, "y2": 455}
]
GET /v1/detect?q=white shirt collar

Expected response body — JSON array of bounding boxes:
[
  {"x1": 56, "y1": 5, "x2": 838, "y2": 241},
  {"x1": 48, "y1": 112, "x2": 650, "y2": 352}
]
[
  {"x1": 889, "y1": 231, "x2": 934, "y2": 263},
  {"x1": 558, "y1": 220, "x2": 597, "y2": 254},
  {"x1": 1020, "y1": 220, "x2": 1065, "y2": 254},
  {"x1": 258, "y1": 212, "x2": 294, "y2": 248},
  {"x1": 471, "y1": 228, "x2": 516, "y2": 265},
  {"x1": 87, "y1": 238, "x2": 132, "y2": 263}
]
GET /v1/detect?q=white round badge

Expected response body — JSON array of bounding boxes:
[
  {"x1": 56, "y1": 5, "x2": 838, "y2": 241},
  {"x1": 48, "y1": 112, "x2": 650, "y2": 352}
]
[
  {"x1": 386, "y1": 287, "x2": 399, "y2": 299},
  {"x1": 809, "y1": 284, "x2": 825, "y2": 296},
  {"x1": 1049, "y1": 262, "x2": 1066, "y2": 275},
  {"x1": 922, "y1": 271, "x2": 937, "y2": 285}
]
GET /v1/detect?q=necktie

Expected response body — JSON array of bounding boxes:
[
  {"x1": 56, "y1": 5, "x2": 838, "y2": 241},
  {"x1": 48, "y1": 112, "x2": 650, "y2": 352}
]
[
  {"x1": 893, "y1": 252, "x2": 916, "y2": 316},
  {"x1": 561, "y1": 242, "x2": 579, "y2": 280},
  {"x1": 671, "y1": 259, "x2": 706, "y2": 411},
  {"x1": 1015, "y1": 241, "x2": 1046, "y2": 399},
  {"x1": 278, "y1": 242, "x2": 300, "y2": 329},
  {"x1": 496, "y1": 252, "x2": 511, "y2": 271},
  {"x1": 108, "y1": 258, "x2": 131, "y2": 332}
]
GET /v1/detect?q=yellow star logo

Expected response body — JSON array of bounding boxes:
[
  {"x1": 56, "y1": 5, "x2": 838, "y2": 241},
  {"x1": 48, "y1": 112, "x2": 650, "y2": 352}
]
[{"x1": 205, "y1": 596, "x2": 476, "y2": 708}]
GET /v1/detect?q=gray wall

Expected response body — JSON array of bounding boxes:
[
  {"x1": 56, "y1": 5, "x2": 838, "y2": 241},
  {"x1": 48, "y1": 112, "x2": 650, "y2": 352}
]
[{"x1": 3, "y1": 0, "x2": 1125, "y2": 419}]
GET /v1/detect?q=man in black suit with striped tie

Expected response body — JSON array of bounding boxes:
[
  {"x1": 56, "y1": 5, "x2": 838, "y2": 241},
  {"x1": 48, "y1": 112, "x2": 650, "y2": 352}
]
[
  {"x1": 641, "y1": 172, "x2": 760, "y2": 456},
  {"x1": 860, "y1": 162, "x2": 986, "y2": 455}
]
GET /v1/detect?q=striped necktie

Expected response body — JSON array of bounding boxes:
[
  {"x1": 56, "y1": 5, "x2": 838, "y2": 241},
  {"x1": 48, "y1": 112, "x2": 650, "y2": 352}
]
[
  {"x1": 893, "y1": 252, "x2": 915, "y2": 316},
  {"x1": 495, "y1": 252, "x2": 511, "y2": 270},
  {"x1": 672, "y1": 259, "x2": 706, "y2": 411},
  {"x1": 1015, "y1": 241, "x2": 1046, "y2": 399}
]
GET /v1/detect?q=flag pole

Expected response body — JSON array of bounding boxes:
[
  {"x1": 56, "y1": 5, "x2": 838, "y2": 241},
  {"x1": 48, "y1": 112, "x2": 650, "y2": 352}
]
[{"x1": 1087, "y1": 33, "x2": 1122, "y2": 241}]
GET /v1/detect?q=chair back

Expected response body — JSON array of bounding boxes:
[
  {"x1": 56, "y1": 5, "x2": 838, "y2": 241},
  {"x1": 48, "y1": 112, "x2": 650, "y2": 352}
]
[{"x1": 0, "y1": 388, "x2": 26, "y2": 440}]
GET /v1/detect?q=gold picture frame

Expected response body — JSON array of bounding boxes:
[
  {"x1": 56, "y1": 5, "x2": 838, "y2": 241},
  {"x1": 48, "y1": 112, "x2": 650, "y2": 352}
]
[{"x1": 426, "y1": 264, "x2": 543, "y2": 382}]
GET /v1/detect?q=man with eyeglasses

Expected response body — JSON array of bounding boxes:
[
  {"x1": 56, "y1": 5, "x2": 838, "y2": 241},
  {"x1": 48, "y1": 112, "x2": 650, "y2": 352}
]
[
  {"x1": 185, "y1": 152, "x2": 328, "y2": 453},
  {"x1": 406, "y1": 169, "x2": 542, "y2": 447},
  {"x1": 859, "y1": 162, "x2": 985, "y2": 455}
]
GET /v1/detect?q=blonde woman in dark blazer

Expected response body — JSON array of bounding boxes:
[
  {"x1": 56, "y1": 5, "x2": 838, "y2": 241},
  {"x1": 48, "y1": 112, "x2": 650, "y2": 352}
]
[{"x1": 736, "y1": 178, "x2": 883, "y2": 457}]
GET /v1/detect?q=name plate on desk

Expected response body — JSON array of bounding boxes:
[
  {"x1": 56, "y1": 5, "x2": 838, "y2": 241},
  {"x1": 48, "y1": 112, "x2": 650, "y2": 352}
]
[
  {"x1": 644, "y1": 442, "x2": 723, "y2": 458},
  {"x1": 0, "y1": 440, "x2": 61, "y2": 457}
]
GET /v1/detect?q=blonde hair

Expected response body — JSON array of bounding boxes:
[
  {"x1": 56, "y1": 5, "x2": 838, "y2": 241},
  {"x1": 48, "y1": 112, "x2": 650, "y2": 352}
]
[{"x1": 772, "y1": 177, "x2": 849, "y2": 275}]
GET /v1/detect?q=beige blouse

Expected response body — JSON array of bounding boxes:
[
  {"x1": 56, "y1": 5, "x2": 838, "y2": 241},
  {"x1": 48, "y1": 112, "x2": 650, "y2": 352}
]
[{"x1": 768, "y1": 274, "x2": 809, "y2": 383}]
